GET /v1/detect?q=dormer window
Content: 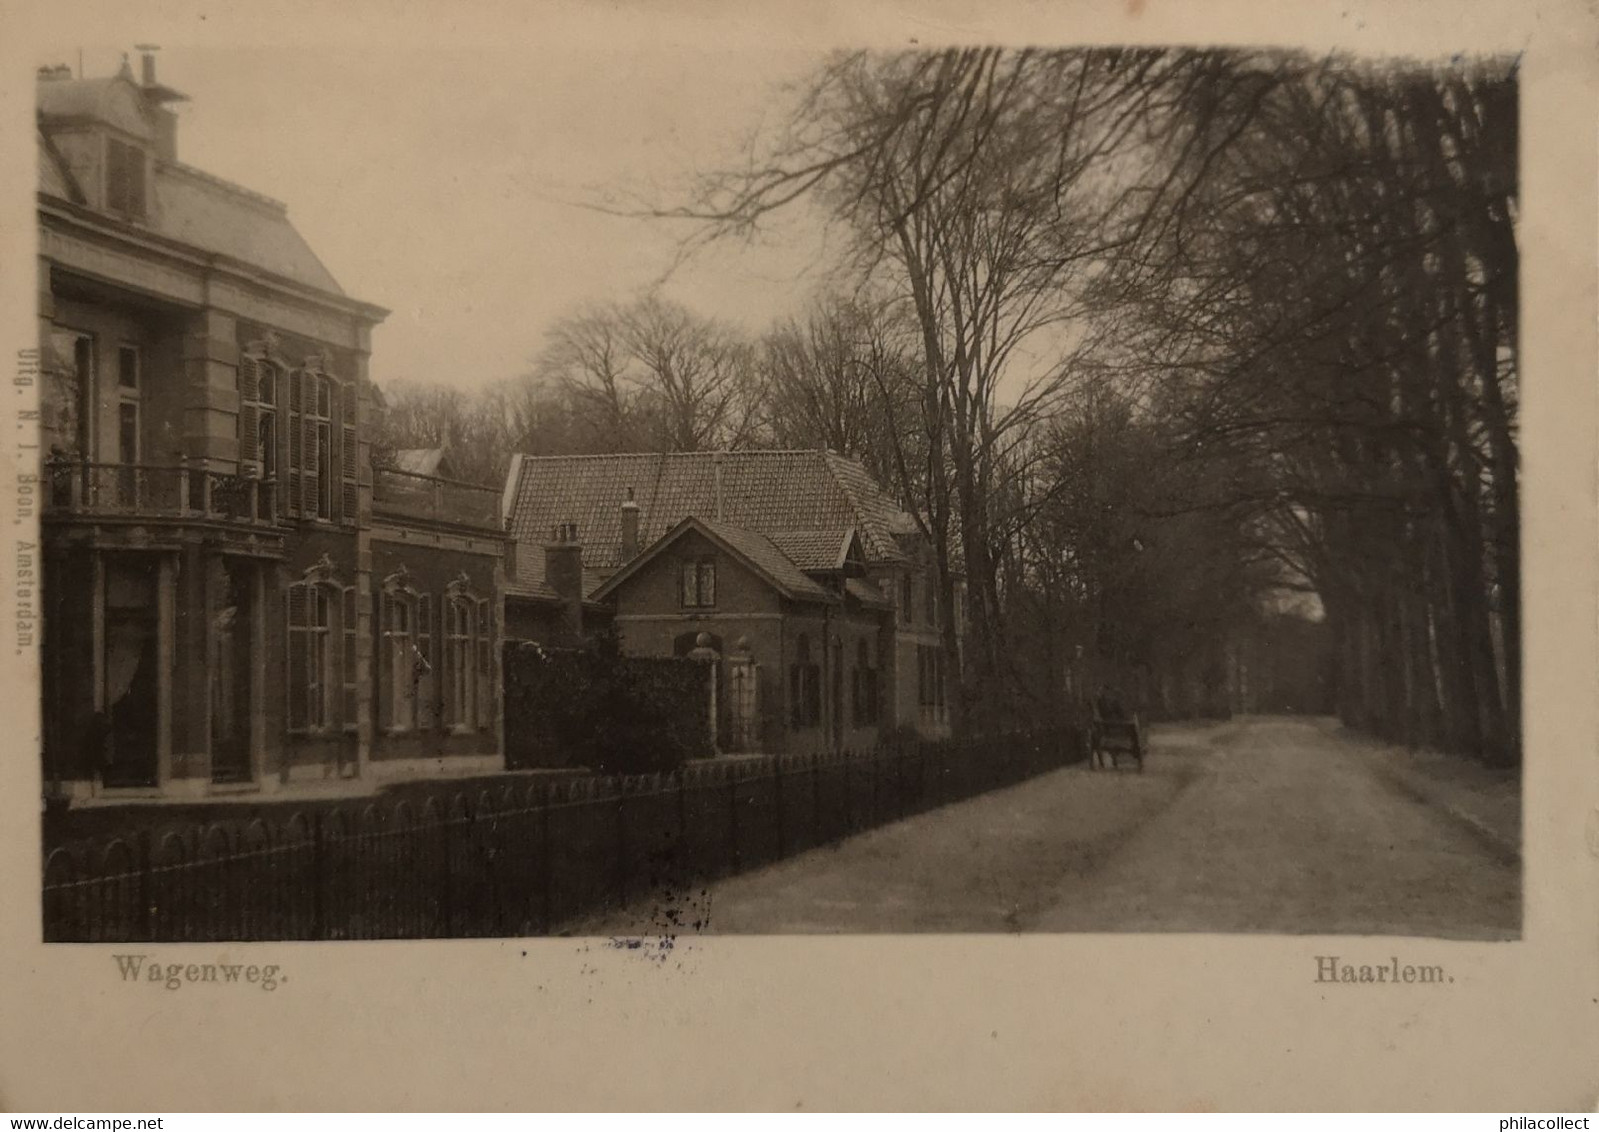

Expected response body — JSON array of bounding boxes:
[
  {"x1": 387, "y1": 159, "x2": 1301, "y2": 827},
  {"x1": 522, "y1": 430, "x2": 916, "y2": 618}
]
[{"x1": 105, "y1": 137, "x2": 147, "y2": 220}]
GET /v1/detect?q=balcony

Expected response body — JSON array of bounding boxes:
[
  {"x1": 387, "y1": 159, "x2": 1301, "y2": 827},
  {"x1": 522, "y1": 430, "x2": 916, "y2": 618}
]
[
  {"x1": 372, "y1": 465, "x2": 501, "y2": 531},
  {"x1": 45, "y1": 459, "x2": 278, "y2": 527}
]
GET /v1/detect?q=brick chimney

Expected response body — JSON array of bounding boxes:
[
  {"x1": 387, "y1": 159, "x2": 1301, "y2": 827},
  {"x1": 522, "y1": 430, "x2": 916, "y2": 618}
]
[
  {"x1": 134, "y1": 45, "x2": 181, "y2": 161},
  {"x1": 620, "y1": 487, "x2": 640, "y2": 562},
  {"x1": 544, "y1": 522, "x2": 584, "y2": 642}
]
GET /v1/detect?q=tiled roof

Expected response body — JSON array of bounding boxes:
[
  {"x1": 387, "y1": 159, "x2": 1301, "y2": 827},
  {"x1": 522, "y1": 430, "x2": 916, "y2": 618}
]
[
  {"x1": 768, "y1": 529, "x2": 854, "y2": 572},
  {"x1": 589, "y1": 516, "x2": 834, "y2": 604},
  {"x1": 504, "y1": 450, "x2": 912, "y2": 597},
  {"x1": 696, "y1": 521, "x2": 833, "y2": 602}
]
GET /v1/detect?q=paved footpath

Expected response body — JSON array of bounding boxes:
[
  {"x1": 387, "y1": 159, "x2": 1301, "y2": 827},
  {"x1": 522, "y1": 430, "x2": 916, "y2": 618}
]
[{"x1": 573, "y1": 717, "x2": 1519, "y2": 939}]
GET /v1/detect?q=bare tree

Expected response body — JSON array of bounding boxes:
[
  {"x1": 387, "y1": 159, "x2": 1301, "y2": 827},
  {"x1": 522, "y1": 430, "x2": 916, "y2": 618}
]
[
  {"x1": 1104, "y1": 55, "x2": 1520, "y2": 762},
  {"x1": 758, "y1": 295, "x2": 921, "y2": 493},
  {"x1": 619, "y1": 296, "x2": 762, "y2": 452},
  {"x1": 372, "y1": 377, "x2": 514, "y2": 485},
  {"x1": 532, "y1": 296, "x2": 762, "y2": 453},
  {"x1": 666, "y1": 48, "x2": 1246, "y2": 730},
  {"x1": 531, "y1": 304, "x2": 644, "y2": 451}
]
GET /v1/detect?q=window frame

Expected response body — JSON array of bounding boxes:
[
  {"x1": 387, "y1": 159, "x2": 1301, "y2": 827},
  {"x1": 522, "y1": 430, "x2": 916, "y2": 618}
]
[
  {"x1": 680, "y1": 558, "x2": 717, "y2": 610},
  {"x1": 381, "y1": 587, "x2": 421, "y2": 733},
  {"x1": 286, "y1": 577, "x2": 342, "y2": 736},
  {"x1": 284, "y1": 364, "x2": 342, "y2": 523},
  {"x1": 444, "y1": 595, "x2": 475, "y2": 733},
  {"x1": 443, "y1": 575, "x2": 492, "y2": 734},
  {"x1": 238, "y1": 355, "x2": 280, "y2": 517}
]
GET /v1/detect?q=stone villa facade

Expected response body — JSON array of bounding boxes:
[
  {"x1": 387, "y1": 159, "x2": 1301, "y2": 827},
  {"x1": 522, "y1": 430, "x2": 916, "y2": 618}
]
[{"x1": 36, "y1": 53, "x2": 507, "y2": 804}]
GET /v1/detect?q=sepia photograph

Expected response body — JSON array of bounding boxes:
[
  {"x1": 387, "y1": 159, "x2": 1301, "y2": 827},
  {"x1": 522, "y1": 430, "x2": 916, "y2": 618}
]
[
  {"x1": 31, "y1": 34, "x2": 1524, "y2": 945},
  {"x1": 4, "y1": 0, "x2": 1596, "y2": 1113}
]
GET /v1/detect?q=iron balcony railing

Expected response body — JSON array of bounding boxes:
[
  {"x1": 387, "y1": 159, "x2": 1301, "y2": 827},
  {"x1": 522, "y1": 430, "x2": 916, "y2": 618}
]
[
  {"x1": 44, "y1": 459, "x2": 278, "y2": 526},
  {"x1": 372, "y1": 465, "x2": 500, "y2": 529}
]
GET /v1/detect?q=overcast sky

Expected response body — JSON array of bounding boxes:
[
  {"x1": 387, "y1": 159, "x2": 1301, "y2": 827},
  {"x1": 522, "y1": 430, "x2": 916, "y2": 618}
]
[
  {"x1": 63, "y1": 43, "x2": 840, "y2": 391},
  {"x1": 38, "y1": 0, "x2": 1534, "y2": 400}
]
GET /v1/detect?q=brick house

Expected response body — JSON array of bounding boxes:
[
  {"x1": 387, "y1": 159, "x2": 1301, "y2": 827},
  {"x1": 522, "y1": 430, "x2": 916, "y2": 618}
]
[
  {"x1": 501, "y1": 450, "x2": 960, "y2": 754},
  {"x1": 36, "y1": 52, "x2": 506, "y2": 804}
]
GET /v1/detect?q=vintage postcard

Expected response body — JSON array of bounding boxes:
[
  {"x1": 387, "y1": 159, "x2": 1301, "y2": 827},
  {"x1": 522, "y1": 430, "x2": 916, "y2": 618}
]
[{"x1": 0, "y1": 0, "x2": 1595, "y2": 1112}]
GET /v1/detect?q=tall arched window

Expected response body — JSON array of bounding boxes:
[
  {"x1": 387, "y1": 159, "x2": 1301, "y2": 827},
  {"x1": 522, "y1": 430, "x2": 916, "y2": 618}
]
[
  {"x1": 443, "y1": 575, "x2": 492, "y2": 732},
  {"x1": 378, "y1": 568, "x2": 423, "y2": 732},
  {"x1": 445, "y1": 594, "x2": 474, "y2": 730},
  {"x1": 287, "y1": 561, "x2": 347, "y2": 734}
]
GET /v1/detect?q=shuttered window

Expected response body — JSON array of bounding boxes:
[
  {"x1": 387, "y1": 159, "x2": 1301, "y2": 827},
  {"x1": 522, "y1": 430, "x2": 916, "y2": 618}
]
[
  {"x1": 306, "y1": 376, "x2": 329, "y2": 521},
  {"x1": 476, "y1": 597, "x2": 492, "y2": 731},
  {"x1": 342, "y1": 586, "x2": 358, "y2": 731},
  {"x1": 340, "y1": 382, "x2": 358, "y2": 525},
  {"x1": 237, "y1": 357, "x2": 258, "y2": 466},
  {"x1": 286, "y1": 371, "x2": 303, "y2": 516}
]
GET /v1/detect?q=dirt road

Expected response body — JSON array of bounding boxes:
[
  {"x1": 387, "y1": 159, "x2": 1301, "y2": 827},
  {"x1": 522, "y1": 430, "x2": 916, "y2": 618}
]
[{"x1": 576, "y1": 717, "x2": 1519, "y2": 939}]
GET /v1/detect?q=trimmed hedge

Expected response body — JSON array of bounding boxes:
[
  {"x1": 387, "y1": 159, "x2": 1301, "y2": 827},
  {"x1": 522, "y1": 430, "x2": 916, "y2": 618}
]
[{"x1": 504, "y1": 635, "x2": 713, "y2": 774}]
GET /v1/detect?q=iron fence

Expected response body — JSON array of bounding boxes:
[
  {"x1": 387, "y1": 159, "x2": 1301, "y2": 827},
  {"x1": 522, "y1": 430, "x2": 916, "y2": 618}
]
[{"x1": 42, "y1": 729, "x2": 1085, "y2": 941}]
